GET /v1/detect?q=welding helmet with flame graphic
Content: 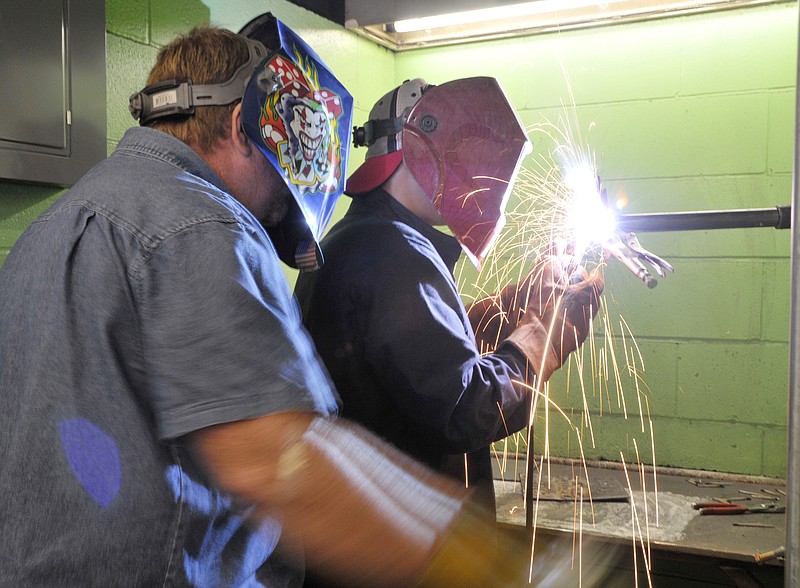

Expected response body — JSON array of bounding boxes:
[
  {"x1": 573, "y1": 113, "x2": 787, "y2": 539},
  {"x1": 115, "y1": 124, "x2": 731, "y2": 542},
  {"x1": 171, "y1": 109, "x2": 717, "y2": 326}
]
[
  {"x1": 348, "y1": 77, "x2": 530, "y2": 267},
  {"x1": 129, "y1": 13, "x2": 353, "y2": 271},
  {"x1": 239, "y1": 14, "x2": 353, "y2": 270}
]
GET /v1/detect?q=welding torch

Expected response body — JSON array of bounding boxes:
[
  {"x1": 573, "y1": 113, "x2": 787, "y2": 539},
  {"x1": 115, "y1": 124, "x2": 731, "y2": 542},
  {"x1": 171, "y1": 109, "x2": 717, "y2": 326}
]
[{"x1": 593, "y1": 178, "x2": 674, "y2": 288}]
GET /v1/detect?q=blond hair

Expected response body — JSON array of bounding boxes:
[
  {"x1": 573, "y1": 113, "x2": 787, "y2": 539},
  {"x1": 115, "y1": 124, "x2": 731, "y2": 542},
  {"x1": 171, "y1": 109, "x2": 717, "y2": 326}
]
[{"x1": 146, "y1": 27, "x2": 255, "y2": 152}]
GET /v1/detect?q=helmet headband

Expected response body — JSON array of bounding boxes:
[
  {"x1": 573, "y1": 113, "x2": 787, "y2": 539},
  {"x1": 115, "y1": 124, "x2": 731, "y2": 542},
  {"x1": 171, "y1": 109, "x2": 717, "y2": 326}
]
[{"x1": 129, "y1": 38, "x2": 268, "y2": 126}]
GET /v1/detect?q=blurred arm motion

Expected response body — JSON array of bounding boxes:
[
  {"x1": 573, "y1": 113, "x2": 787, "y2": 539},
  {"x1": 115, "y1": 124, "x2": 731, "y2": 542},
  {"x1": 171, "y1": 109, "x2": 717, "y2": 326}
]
[{"x1": 191, "y1": 412, "x2": 528, "y2": 588}]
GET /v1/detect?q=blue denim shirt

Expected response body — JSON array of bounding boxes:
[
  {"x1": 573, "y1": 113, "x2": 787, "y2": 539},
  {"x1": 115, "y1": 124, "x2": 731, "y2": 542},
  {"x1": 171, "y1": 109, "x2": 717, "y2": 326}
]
[{"x1": 0, "y1": 127, "x2": 338, "y2": 587}]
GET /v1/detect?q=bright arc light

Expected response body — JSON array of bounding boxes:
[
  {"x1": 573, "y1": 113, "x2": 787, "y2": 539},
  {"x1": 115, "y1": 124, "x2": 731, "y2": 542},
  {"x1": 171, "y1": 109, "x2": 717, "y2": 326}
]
[{"x1": 563, "y1": 163, "x2": 617, "y2": 257}]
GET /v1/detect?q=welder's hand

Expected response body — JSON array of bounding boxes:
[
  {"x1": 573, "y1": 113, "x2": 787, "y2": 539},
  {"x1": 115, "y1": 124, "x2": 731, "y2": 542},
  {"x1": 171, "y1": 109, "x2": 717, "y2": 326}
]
[
  {"x1": 468, "y1": 277, "x2": 532, "y2": 353},
  {"x1": 468, "y1": 242, "x2": 566, "y2": 351},
  {"x1": 469, "y1": 242, "x2": 595, "y2": 349},
  {"x1": 499, "y1": 249, "x2": 604, "y2": 382},
  {"x1": 417, "y1": 501, "x2": 530, "y2": 588}
]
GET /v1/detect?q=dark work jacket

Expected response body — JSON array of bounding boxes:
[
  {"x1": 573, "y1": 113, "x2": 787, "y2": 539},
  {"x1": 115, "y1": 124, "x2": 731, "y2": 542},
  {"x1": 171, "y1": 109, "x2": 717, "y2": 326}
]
[{"x1": 294, "y1": 189, "x2": 533, "y2": 505}]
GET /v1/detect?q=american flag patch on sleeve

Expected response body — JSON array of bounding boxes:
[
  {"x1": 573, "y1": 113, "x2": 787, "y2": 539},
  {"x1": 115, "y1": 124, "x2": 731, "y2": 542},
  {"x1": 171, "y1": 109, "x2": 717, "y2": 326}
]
[{"x1": 295, "y1": 239, "x2": 321, "y2": 271}]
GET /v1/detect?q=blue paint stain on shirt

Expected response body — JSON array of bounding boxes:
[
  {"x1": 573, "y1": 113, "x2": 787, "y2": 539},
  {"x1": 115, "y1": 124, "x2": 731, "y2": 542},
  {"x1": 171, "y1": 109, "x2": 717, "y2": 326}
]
[{"x1": 59, "y1": 418, "x2": 121, "y2": 507}]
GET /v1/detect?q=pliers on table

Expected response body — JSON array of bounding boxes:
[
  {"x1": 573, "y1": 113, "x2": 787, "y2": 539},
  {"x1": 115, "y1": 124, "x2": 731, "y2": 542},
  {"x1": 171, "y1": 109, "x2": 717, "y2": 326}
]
[
  {"x1": 693, "y1": 502, "x2": 786, "y2": 515},
  {"x1": 686, "y1": 478, "x2": 725, "y2": 488},
  {"x1": 601, "y1": 231, "x2": 674, "y2": 289}
]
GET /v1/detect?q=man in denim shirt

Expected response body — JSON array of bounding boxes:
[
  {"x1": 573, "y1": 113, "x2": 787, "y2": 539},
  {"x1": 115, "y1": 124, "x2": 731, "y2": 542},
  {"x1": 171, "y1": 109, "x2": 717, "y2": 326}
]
[{"x1": 0, "y1": 16, "x2": 525, "y2": 588}]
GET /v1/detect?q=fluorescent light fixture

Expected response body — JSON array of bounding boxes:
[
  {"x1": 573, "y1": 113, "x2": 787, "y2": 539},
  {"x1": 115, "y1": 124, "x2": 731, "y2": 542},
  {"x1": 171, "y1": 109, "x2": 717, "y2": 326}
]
[
  {"x1": 392, "y1": 0, "x2": 629, "y2": 33},
  {"x1": 347, "y1": 0, "x2": 786, "y2": 51}
]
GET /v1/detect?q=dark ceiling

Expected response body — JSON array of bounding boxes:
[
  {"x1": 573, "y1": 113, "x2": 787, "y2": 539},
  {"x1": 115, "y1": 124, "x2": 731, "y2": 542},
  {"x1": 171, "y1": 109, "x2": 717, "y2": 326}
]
[{"x1": 286, "y1": 1, "x2": 346, "y2": 25}]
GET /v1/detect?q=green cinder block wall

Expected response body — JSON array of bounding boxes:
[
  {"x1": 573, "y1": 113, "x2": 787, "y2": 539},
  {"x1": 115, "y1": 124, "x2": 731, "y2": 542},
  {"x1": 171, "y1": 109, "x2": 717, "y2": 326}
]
[
  {"x1": 0, "y1": 0, "x2": 795, "y2": 477},
  {"x1": 396, "y1": 3, "x2": 796, "y2": 478}
]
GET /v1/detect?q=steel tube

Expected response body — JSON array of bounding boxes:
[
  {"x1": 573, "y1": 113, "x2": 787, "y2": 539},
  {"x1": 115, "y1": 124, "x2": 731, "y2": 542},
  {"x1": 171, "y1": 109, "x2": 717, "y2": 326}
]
[
  {"x1": 785, "y1": 6, "x2": 800, "y2": 586},
  {"x1": 615, "y1": 205, "x2": 791, "y2": 233}
]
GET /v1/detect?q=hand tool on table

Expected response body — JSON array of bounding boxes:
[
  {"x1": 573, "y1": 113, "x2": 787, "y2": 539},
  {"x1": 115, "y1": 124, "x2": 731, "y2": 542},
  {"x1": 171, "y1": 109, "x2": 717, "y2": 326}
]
[
  {"x1": 739, "y1": 489, "x2": 780, "y2": 500},
  {"x1": 687, "y1": 478, "x2": 726, "y2": 488},
  {"x1": 754, "y1": 546, "x2": 785, "y2": 564},
  {"x1": 693, "y1": 502, "x2": 786, "y2": 515}
]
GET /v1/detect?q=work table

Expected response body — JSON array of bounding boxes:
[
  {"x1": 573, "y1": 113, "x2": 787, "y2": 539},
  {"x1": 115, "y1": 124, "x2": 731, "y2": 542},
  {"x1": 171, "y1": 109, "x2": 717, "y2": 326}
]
[{"x1": 493, "y1": 459, "x2": 785, "y2": 587}]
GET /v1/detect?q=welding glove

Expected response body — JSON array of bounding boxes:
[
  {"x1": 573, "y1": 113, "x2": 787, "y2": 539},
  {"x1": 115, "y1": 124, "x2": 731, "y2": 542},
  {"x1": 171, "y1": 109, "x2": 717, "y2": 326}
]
[
  {"x1": 468, "y1": 268, "x2": 538, "y2": 353},
  {"x1": 509, "y1": 255, "x2": 603, "y2": 382},
  {"x1": 416, "y1": 501, "x2": 530, "y2": 588},
  {"x1": 470, "y1": 246, "x2": 603, "y2": 382},
  {"x1": 468, "y1": 241, "x2": 592, "y2": 348}
]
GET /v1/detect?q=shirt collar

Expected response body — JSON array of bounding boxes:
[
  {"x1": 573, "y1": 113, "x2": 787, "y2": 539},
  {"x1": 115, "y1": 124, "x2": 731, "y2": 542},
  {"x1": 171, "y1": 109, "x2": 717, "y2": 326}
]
[
  {"x1": 350, "y1": 189, "x2": 463, "y2": 270},
  {"x1": 116, "y1": 126, "x2": 229, "y2": 194}
]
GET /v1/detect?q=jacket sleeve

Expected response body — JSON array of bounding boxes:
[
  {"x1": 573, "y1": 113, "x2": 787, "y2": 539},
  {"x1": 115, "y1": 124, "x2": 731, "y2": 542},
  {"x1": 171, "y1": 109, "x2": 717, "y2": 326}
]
[{"x1": 361, "y1": 234, "x2": 533, "y2": 454}]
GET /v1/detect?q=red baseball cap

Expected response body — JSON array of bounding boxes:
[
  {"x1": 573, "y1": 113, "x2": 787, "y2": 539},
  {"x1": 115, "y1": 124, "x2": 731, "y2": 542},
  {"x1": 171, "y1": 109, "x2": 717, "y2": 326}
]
[{"x1": 346, "y1": 79, "x2": 428, "y2": 195}]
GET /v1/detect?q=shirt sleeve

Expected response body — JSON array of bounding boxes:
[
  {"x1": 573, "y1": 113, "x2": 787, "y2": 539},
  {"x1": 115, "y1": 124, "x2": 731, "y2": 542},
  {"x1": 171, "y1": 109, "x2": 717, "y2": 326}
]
[
  {"x1": 361, "y1": 229, "x2": 532, "y2": 453},
  {"x1": 135, "y1": 220, "x2": 339, "y2": 440}
]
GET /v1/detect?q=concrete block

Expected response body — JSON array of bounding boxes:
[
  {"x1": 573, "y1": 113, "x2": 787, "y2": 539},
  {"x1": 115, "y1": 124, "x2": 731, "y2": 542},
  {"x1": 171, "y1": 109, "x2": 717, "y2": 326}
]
[
  {"x1": 603, "y1": 259, "x2": 762, "y2": 340},
  {"x1": 648, "y1": 418, "x2": 762, "y2": 474},
  {"x1": 762, "y1": 258, "x2": 790, "y2": 343},
  {"x1": 675, "y1": 341, "x2": 789, "y2": 425},
  {"x1": 548, "y1": 337, "x2": 679, "y2": 420},
  {"x1": 106, "y1": 0, "x2": 148, "y2": 43},
  {"x1": 768, "y1": 90, "x2": 796, "y2": 174},
  {"x1": 679, "y1": 4, "x2": 797, "y2": 95},
  {"x1": 761, "y1": 426, "x2": 788, "y2": 478},
  {"x1": 150, "y1": 0, "x2": 210, "y2": 47},
  {"x1": 106, "y1": 35, "x2": 159, "y2": 142}
]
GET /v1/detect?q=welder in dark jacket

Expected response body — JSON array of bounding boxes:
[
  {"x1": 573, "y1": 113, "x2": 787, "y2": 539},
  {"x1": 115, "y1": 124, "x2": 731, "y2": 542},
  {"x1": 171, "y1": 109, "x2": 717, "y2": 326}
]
[{"x1": 295, "y1": 78, "x2": 604, "y2": 508}]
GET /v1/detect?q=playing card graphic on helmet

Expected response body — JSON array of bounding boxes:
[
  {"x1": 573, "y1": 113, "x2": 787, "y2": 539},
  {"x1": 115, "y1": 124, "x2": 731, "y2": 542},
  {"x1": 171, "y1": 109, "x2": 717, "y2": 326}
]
[{"x1": 240, "y1": 14, "x2": 353, "y2": 270}]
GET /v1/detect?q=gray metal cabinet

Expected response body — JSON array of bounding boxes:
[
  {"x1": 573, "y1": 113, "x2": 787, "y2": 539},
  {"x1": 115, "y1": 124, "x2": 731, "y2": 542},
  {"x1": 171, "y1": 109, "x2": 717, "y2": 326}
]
[{"x1": 0, "y1": 0, "x2": 106, "y2": 186}]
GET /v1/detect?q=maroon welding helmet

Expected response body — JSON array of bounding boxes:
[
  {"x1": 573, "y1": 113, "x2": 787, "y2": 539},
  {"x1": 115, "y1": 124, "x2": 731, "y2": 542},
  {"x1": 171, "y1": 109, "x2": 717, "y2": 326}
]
[{"x1": 349, "y1": 77, "x2": 530, "y2": 267}]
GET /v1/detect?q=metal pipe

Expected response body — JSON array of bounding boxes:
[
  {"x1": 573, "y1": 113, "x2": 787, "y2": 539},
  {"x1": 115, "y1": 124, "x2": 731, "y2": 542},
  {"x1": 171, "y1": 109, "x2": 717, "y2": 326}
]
[
  {"x1": 785, "y1": 6, "x2": 800, "y2": 585},
  {"x1": 526, "y1": 445, "x2": 534, "y2": 529},
  {"x1": 615, "y1": 205, "x2": 791, "y2": 233}
]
